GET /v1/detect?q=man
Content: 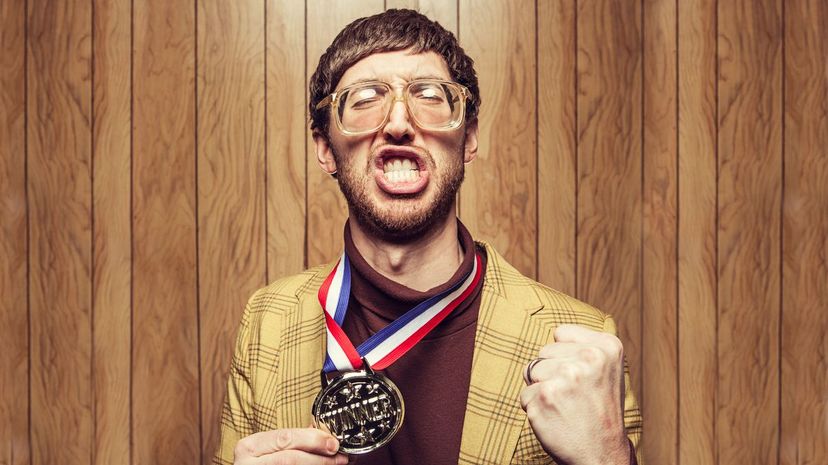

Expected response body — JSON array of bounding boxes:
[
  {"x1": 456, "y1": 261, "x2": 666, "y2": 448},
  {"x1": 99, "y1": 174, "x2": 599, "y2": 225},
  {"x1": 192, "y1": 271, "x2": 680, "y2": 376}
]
[{"x1": 215, "y1": 9, "x2": 642, "y2": 465}]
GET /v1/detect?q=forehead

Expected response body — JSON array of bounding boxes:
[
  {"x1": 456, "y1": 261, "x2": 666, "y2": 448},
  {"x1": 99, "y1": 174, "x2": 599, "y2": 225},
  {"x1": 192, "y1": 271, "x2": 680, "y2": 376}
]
[{"x1": 336, "y1": 50, "x2": 452, "y2": 89}]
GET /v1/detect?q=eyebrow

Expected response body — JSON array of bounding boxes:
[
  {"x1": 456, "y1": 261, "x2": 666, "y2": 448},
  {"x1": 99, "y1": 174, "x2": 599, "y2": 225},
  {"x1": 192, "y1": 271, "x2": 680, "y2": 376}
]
[{"x1": 341, "y1": 74, "x2": 450, "y2": 88}]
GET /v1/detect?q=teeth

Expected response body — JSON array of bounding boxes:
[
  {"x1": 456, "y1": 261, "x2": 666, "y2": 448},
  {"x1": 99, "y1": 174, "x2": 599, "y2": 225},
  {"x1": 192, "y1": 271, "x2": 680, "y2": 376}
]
[
  {"x1": 383, "y1": 166, "x2": 419, "y2": 183},
  {"x1": 381, "y1": 157, "x2": 420, "y2": 184}
]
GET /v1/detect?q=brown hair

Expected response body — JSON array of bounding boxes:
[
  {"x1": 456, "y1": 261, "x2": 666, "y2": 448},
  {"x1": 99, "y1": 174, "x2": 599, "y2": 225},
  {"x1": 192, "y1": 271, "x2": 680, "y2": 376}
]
[{"x1": 309, "y1": 9, "x2": 480, "y2": 138}]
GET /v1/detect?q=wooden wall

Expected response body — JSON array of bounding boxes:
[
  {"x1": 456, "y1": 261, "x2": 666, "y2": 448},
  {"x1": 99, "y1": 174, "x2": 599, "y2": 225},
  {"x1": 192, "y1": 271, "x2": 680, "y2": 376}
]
[{"x1": 1, "y1": 0, "x2": 825, "y2": 464}]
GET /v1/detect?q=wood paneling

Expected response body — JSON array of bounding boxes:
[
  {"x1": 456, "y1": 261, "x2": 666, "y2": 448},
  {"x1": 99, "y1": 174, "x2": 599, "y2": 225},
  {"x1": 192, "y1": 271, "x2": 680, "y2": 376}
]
[
  {"x1": 576, "y1": 0, "x2": 643, "y2": 399},
  {"x1": 717, "y1": 0, "x2": 782, "y2": 463},
  {"x1": 0, "y1": 0, "x2": 29, "y2": 463},
  {"x1": 197, "y1": 0, "x2": 268, "y2": 459},
  {"x1": 717, "y1": 0, "x2": 783, "y2": 463},
  {"x1": 3, "y1": 2, "x2": 827, "y2": 464},
  {"x1": 27, "y1": 2, "x2": 93, "y2": 464},
  {"x1": 91, "y1": 0, "x2": 132, "y2": 464},
  {"x1": 305, "y1": 0, "x2": 385, "y2": 266},
  {"x1": 385, "y1": 0, "x2": 457, "y2": 33},
  {"x1": 642, "y1": 0, "x2": 678, "y2": 463},
  {"x1": 266, "y1": 0, "x2": 306, "y2": 278},
  {"x1": 459, "y1": 0, "x2": 537, "y2": 278},
  {"x1": 782, "y1": 1, "x2": 828, "y2": 464},
  {"x1": 537, "y1": 0, "x2": 576, "y2": 296},
  {"x1": 132, "y1": 0, "x2": 199, "y2": 463},
  {"x1": 677, "y1": 0, "x2": 717, "y2": 464}
]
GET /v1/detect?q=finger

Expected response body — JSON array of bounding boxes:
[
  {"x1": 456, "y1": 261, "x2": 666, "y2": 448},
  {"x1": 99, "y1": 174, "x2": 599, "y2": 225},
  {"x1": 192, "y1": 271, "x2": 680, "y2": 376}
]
[
  {"x1": 537, "y1": 341, "x2": 593, "y2": 359},
  {"x1": 553, "y1": 325, "x2": 624, "y2": 357},
  {"x1": 552, "y1": 324, "x2": 604, "y2": 344},
  {"x1": 235, "y1": 428, "x2": 339, "y2": 458},
  {"x1": 527, "y1": 356, "x2": 586, "y2": 384},
  {"x1": 248, "y1": 450, "x2": 349, "y2": 465}
]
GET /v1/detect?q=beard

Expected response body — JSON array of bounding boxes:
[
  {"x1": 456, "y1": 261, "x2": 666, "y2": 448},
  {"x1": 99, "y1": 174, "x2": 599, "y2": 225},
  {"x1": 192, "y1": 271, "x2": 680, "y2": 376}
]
[{"x1": 332, "y1": 142, "x2": 465, "y2": 242}]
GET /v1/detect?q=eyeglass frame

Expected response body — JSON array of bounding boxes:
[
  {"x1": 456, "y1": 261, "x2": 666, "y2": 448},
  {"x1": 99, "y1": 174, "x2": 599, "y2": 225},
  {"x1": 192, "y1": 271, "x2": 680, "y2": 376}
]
[{"x1": 315, "y1": 78, "x2": 472, "y2": 136}]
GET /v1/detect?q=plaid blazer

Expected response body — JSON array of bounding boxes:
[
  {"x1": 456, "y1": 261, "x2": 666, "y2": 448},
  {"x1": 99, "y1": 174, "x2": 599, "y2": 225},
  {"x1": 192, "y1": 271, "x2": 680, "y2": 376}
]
[{"x1": 214, "y1": 242, "x2": 643, "y2": 464}]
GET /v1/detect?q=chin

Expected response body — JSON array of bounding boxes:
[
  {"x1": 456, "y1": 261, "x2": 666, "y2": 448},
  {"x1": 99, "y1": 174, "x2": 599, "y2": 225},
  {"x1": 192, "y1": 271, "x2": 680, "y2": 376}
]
[{"x1": 353, "y1": 201, "x2": 448, "y2": 242}]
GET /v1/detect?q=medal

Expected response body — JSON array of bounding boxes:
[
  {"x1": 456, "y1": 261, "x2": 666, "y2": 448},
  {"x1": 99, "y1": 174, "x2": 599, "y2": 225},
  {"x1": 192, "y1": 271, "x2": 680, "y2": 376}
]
[
  {"x1": 313, "y1": 252, "x2": 483, "y2": 454},
  {"x1": 312, "y1": 359, "x2": 404, "y2": 454}
]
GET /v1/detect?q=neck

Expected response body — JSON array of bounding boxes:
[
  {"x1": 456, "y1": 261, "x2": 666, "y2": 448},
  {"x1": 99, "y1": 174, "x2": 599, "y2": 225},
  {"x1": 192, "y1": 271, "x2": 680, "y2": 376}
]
[{"x1": 348, "y1": 212, "x2": 464, "y2": 292}]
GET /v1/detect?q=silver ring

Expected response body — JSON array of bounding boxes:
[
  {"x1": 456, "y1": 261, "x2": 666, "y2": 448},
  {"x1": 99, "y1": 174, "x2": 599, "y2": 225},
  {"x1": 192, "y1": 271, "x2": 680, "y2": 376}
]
[{"x1": 523, "y1": 357, "x2": 545, "y2": 385}]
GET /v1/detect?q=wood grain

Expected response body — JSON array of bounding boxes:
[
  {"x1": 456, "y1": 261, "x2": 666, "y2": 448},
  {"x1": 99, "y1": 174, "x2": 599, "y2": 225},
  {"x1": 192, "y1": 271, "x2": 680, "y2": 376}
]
[
  {"x1": 459, "y1": 0, "x2": 537, "y2": 279},
  {"x1": 576, "y1": 0, "x2": 643, "y2": 399},
  {"x1": 384, "y1": 0, "x2": 457, "y2": 33},
  {"x1": 197, "y1": 0, "x2": 267, "y2": 460},
  {"x1": 537, "y1": 0, "x2": 576, "y2": 295},
  {"x1": 306, "y1": 0, "x2": 385, "y2": 266},
  {"x1": 0, "y1": 0, "x2": 29, "y2": 463},
  {"x1": 92, "y1": 0, "x2": 132, "y2": 464},
  {"x1": 266, "y1": 0, "x2": 306, "y2": 279},
  {"x1": 782, "y1": 1, "x2": 828, "y2": 463},
  {"x1": 132, "y1": 0, "x2": 199, "y2": 463},
  {"x1": 717, "y1": 0, "x2": 783, "y2": 462},
  {"x1": 27, "y1": 2, "x2": 94, "y2": 464},
  {"x1": 8, "y1": 1, "x2": 828, "y2": 463},
  {"x1": 677, "y1": 0, "x2": 717, "y2": 463},
  {"x1": 642, "y1": 0, "x2": 678, "y2": 463}
]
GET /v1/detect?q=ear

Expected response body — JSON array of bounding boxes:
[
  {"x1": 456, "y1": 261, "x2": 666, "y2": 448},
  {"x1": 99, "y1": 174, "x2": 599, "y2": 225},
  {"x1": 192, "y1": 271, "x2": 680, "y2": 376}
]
[
  {"x1": 313, "y1": 130, "x2": 338, "y2": 174},
  {"x1": 463, "y1": 119, "x2": 479, "y2": 164}
]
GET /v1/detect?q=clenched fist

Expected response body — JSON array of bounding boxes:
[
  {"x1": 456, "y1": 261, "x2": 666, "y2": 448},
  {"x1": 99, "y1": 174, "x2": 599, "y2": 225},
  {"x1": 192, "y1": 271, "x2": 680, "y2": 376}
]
[
  {"x1": 233, "y1": 428, "x2": 349, "y2": 465},
  {"x1": 519, "y1": 324, "x2": 631, "y2": 465}
]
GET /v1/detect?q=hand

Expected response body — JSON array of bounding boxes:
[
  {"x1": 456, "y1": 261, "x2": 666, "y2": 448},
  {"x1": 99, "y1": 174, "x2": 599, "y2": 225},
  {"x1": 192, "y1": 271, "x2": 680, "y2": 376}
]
[
  {"x1": 519, "y1": 324, "x2": 630, "y2": 465},
  {"x1": 233, "y1": 428, "x2": 349, "y2": 465}
]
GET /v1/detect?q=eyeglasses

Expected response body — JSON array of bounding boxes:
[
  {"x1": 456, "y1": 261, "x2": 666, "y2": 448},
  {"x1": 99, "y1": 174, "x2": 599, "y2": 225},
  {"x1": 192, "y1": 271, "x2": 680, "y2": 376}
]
[{"x1": 315, "y1": 79, "x2": 471, "y2": 136}]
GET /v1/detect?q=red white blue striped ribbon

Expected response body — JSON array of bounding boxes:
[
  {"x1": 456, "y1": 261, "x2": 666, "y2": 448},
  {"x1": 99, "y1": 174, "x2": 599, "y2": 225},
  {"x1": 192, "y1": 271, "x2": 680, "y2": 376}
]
[{"x1": 318, "y1": 252, "x2": 482, "y2": 373}]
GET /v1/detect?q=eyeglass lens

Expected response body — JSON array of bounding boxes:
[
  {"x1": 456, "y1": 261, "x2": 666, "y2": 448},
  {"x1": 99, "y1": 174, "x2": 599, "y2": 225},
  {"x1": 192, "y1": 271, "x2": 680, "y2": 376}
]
[{"x1": 337, "y1": 82, "x2": 462, "y2": 133}]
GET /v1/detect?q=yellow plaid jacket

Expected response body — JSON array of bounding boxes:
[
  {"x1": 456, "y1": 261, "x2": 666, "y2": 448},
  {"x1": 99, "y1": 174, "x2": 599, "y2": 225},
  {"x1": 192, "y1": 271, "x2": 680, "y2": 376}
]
[{"x1": 214, "y1": 242, "x2": 643, "y2": 464}]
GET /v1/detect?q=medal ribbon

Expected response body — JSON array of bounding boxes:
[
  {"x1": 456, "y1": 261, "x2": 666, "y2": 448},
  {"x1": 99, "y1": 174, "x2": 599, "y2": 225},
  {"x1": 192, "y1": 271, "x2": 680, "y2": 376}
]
[{"x1": 318, "y1": 252, "x2": 482, "y2": 373}]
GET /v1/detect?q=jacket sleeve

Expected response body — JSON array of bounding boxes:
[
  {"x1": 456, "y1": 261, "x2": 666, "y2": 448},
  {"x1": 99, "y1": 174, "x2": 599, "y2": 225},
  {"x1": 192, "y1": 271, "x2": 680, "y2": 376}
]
[
  {"x1": 213, "y1": 297, "x2": 257, "y2": 465},
  {"x1": 603, "y1": 315, "x2": 644, "y2": 465}
]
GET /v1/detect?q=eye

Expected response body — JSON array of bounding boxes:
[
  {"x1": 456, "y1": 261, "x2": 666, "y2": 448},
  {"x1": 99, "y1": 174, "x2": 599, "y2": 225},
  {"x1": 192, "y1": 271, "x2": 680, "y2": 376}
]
[
  {"x1": 413, "y1": 85, "x2": 447, "y2": 103},
  {"x1": 347, "y1": 86, "x2": 386, "y2": 109}
]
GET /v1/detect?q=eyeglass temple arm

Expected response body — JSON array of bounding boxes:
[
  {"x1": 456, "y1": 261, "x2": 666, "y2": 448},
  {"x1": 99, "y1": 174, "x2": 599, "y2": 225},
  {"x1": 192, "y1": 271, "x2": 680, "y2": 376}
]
[{"x1": 315, "y1": 93, "x2": 336, "y2": 110}]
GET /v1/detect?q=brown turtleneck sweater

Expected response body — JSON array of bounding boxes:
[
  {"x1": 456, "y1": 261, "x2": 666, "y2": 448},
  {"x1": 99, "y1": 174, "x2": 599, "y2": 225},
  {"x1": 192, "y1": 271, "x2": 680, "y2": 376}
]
[{"x1": 340, "y1": 220, "x2": 486, "y2": 465}]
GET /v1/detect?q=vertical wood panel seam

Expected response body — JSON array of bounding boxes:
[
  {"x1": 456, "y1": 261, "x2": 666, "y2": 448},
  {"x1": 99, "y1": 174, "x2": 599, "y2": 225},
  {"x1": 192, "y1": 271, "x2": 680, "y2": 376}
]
[
  {"x1": 25, "y1": 0, "x2": 32, "y2": 461},
  {"x1": 194, "y1": 0, "x2": 204, "y2": 462},
  {"x1": 534, "y1": 0, "x2": 539, "y2": 280},
  {"x1": 264, "y1": 0, "x2": 269, "y2": 282},
  {"x1": 777, "y1": 2, "x2": 785, "y2": 463},
  {"x1": 714, "y1": 1, "x2": 720, "y2": 463},
  {"x1": 303, "y1": 0, "x2": 309, "y2": 270},
  {"x1": 674, "y1": 0, "x2": 680, "y2": 462},
  {"x1": 573, "y1": 0, "x2": 578, "y2": 300},
  {"x1": 639, "y1": 0, "x2": 645, "y2": 416},
  {"x1": 128, "y1": 0, "x2": 135, "y2": 462},
  {"x1": 90, "y1": 0, "x2": 97, "y2": 462}
]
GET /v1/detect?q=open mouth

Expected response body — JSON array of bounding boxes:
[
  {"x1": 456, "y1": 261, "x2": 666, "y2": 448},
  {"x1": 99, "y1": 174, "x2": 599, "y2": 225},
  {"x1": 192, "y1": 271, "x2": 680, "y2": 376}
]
[
  {"x1": 373, "y1": 147, "x2": 429, "y2": 194},
  {"x1": 382, "y1": 156, "x2": 420, "y2": 183}
]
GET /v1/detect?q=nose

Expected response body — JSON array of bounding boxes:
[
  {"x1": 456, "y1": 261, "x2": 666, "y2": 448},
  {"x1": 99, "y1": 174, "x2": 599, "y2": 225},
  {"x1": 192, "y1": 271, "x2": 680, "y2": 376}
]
[{"x1": 382, "y1": 96, "x2": 415, "y2": 142}]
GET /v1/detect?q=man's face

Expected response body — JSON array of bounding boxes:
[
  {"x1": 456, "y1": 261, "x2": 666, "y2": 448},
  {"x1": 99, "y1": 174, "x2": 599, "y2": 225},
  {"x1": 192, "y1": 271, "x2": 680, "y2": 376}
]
[{"x1": 314, "y1": 50, "x2": 479, "y2": 241}]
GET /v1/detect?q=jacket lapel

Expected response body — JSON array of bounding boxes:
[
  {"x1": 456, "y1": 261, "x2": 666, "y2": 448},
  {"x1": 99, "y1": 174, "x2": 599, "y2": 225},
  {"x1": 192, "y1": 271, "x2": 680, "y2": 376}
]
[{"x1": 458, "y1": 243, "x2": 552, "y2": 464}]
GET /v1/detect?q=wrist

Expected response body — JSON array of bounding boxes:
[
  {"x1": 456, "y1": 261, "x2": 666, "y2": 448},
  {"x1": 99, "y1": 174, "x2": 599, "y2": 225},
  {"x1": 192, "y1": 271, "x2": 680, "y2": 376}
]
[{"x1": 583, "y1": 434, "x2": 630, "y2": 465}]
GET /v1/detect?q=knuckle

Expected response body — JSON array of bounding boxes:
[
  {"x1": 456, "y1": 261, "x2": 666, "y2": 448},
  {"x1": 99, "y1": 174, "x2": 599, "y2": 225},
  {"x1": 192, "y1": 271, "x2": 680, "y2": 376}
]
[
  {"x1": 537, "y1": 382, "x2": 558, "y2": 406},
  {"x1": 580, "y1": 345, "x2": 606, "y2": 365},
  {"x1": 538, "y1": 344, "x2": 555, "y2": 358},
  {"x1": 560, "y1": 363, "x2": 582, "y2": 382},
  {"x1": 274, "y1": 429, "x2": 293, "y2": 450},
  {"x1": 603, "y1": 334, "x2": 624, "y2": 356},
  {"x1": 234, "y1": 437, "x2": 256, "y2": 458}
]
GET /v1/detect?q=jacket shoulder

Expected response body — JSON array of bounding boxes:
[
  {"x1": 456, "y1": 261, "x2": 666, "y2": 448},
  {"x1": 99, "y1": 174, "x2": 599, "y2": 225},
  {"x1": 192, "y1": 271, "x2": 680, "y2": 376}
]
[{"x1": 479, "y1": 241, "x2": 607, "y2": 330}]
